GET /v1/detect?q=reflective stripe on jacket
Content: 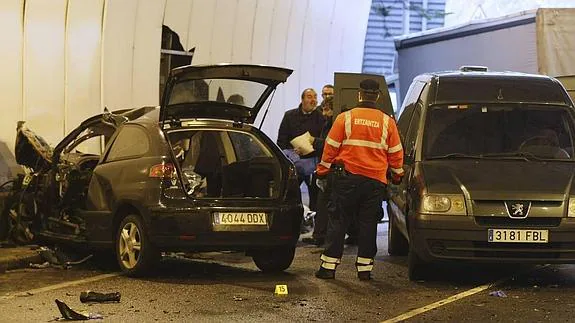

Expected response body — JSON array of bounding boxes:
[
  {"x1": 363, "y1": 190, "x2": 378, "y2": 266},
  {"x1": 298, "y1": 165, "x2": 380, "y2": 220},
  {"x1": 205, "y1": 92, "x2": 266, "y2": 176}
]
[{"x1": 316, "y1": 107, "x2": 404, "y2": 184}]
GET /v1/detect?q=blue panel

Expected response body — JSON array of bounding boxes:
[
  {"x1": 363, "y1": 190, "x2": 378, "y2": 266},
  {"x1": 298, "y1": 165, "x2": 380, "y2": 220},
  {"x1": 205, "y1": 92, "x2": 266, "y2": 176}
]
[{"x1": 362, "y1": 0, "x2": 446, "y2": 77}]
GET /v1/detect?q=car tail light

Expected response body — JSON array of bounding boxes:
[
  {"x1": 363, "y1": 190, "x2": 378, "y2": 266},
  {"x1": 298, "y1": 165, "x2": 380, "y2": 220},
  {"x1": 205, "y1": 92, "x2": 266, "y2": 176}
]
[{"x1": 149, "y1": 163, "x2": 176, "y2": 178}]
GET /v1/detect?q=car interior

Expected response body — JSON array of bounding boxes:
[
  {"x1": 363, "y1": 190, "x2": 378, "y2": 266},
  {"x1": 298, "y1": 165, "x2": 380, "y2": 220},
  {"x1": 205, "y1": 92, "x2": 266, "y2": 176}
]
[{"x1": 169, "y1": 129, "x2": 281, "y2": 198}]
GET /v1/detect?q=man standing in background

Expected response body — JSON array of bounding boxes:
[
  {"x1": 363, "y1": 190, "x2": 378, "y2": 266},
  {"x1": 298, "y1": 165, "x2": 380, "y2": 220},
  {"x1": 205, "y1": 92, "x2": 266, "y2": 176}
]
[
  {"x1": 302, "y1": 87, "x2": 334, "y2": 246},
  {"x1": 277, "y1": 88, "x2": 325, "y2": 216}
]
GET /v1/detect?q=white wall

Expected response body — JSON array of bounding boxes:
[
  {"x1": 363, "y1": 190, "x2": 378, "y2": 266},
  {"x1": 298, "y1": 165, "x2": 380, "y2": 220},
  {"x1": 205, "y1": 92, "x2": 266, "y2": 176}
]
[{"x1": 0, "y1": 0, "x2": 371, "y2": 182}]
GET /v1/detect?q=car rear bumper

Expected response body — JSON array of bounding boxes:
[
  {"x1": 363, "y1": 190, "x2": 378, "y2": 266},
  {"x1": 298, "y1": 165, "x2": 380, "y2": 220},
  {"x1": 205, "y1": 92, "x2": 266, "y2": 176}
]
[
  {"x1": 411, "y1": 214, "x2": 575, "y2": 264},
  {"x1": 147, "y1": 203, "x2": 303, "y2": 251},
  {"x1": 151, "y1": 232, "x2": 299, "y2": 252}
]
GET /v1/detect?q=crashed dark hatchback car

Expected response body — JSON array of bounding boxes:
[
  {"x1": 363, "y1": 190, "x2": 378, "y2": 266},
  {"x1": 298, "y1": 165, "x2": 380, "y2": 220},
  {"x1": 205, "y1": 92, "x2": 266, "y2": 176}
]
[
  {"x1": 386, "y1": 67, "x2": 575, "y2": 280},
  {"x1": 4, "y1": 64, "x2": 303, "y2": 275}
]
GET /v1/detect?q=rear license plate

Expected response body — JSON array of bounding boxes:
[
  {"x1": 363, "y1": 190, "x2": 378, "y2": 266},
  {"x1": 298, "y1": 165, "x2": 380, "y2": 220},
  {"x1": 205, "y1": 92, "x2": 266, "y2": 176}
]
[
  {"x1": 488, "y1": 229, "x2": 549, "y2": 243},
  {"x1": 213, "y1": 212, "x2": 267, "y2": 225}
]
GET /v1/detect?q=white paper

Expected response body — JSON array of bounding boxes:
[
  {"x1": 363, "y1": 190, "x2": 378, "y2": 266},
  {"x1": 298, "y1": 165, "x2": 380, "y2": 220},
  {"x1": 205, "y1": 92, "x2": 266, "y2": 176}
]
[{"x1": 290, "y1": 131, "x2": 315, "y2": 155}]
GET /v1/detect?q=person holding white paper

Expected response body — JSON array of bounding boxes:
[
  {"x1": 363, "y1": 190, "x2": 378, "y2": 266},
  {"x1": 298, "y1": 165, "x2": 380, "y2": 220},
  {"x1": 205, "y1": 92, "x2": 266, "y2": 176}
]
[{"x1": 277, "y1": 88, "x2": 325, "y2": 214}]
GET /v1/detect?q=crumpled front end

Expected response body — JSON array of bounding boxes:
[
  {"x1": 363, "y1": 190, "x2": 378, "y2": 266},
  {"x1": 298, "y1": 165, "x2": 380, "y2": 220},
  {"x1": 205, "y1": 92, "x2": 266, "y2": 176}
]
[{"x1": 15, "y1": 122, "x2": 53, "y2": 171}]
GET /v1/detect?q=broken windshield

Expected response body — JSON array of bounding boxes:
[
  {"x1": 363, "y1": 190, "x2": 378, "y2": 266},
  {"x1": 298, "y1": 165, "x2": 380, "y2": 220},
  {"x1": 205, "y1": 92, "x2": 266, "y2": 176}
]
[{"x1": 423, "y1": 104, "x2": 575, "y2": 161}]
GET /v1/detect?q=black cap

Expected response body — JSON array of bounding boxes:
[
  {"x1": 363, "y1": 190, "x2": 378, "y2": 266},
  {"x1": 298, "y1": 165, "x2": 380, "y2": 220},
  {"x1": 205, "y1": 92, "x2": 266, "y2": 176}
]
[{"x1": 359, "y1": 79, "x2": 379, "y2": 93}]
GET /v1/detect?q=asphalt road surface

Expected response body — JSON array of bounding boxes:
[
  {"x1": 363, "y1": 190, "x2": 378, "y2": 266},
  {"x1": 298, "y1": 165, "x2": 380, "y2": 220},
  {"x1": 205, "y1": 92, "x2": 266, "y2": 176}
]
[{"x1": 2, "y1": 222, "x2": 575, "y2": 322}]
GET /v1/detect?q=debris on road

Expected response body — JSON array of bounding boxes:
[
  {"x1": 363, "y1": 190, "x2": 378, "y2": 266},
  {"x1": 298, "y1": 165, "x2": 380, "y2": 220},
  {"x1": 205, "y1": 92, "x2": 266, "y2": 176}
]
[
  {"x1": 80, "y1": 290, "x2": 121, "y2": 303},
  {"x1": 489, "y1": 290, "x2": 507, "y2": 298},
  {"x1": 55, "y1": 299, "x2": 103, "y2": 320},
  {"x1": 29, "y1": 246, "x2": 93, "y2": 270},
  {"x1": 29, "y1": 261, "x2": 50, "y2": 269},
  {"x1": 233, "y1": 296, "x2": 244, "y2": 301}
]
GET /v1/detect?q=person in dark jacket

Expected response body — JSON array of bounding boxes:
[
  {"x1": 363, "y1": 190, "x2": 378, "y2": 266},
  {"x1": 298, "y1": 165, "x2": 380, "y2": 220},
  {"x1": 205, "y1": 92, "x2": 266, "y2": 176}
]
[
  {"x1": 302, "y1": 93, "x2": 334, "y2": 246},
  {"x1": 277, "y1": 88, "x2": 325, "y2": 212},
  {"x1": 302, "y1": 89, "x2": 359, "y2": 246}
]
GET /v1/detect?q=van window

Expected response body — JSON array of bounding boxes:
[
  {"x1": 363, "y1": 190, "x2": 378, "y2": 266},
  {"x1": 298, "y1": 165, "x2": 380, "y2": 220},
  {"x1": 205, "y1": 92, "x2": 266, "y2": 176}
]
[
  {"x1": 398, "y1": 81, "x2": 425, "y2": 118},
  {"x1": 404, "y1": 102, "x2": 422, "y2": 158},
  {"x1": 435, "y1": 78, "x2": 568, "y2": 105},
  {"x1": 399, "y1": 82, "x2": 427, "y2": 158},
  {"x1": 423, "y1": 104, "x2": 575, "y2": 160}
]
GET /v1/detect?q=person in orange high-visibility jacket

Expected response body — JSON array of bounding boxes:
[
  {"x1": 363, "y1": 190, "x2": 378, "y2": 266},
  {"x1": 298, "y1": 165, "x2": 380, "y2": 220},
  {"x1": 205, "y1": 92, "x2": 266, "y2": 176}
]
[{"x1": 314, "y1": 78, "x2": 404, "y2": 281}]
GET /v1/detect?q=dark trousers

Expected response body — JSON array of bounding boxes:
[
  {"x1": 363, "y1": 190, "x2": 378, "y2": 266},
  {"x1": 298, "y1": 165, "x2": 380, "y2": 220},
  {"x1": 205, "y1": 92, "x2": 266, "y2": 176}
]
[
  {"x1": 323, "y1": 172, "x2": 385, "y2": 260},
  {"x1": 312, "y1": 179, "x2": 329, "y2": 240},
  {"x1": 300, "y1": 173, "x2": 318, "y2": 211}
]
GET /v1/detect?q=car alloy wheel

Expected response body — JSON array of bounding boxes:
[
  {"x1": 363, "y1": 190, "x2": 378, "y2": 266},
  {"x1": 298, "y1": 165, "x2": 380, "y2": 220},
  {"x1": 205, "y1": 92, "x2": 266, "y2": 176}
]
[{"x1": 116, "y1": 214, "x2": 159, "y2": 276}]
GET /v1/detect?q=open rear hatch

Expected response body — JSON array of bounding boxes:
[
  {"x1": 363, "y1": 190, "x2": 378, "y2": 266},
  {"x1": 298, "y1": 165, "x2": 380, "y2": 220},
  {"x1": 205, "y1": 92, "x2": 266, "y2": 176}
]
[{"x1": 160, "y1": 64, "x2": 293, "y2": 126}]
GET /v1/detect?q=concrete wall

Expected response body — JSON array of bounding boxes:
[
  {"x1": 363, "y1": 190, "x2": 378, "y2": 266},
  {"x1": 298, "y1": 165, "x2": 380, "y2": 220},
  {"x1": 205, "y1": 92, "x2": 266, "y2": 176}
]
[{"x1": 0, "y1": 0, "x2": 371, "y2": 183}]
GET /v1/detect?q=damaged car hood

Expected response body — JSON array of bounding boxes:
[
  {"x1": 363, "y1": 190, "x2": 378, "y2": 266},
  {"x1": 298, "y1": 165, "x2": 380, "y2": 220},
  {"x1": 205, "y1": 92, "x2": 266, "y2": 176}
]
[
  {"x1": 15, "y1": 123, "x2": 54, "y2": 171},
  {"x1": 15, "y1": 107, "x2": 155, "y2": 171}
]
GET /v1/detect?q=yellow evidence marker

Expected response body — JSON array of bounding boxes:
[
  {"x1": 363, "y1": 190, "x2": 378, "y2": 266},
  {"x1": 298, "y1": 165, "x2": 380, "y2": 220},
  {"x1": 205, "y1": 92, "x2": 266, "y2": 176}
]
[{"x1": 274, "y1": 284, "x2": 288, "y2": 296}]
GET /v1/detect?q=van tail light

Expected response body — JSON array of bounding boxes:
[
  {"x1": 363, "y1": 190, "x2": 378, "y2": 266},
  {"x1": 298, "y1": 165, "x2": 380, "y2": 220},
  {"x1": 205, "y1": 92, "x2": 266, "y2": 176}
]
[{"x1": 149, "y1": 163, "x2": 176, "y2": 178}]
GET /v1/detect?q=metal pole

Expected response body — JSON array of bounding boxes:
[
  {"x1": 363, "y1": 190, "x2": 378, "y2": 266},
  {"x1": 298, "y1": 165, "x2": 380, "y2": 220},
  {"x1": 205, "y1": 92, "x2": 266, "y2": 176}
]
[
  {"x1": 422, "y1": 0, "x2": 428, "y2": 31},
  {"x1": 402, "y1": 0, "x2": 411, "y2": 35}
]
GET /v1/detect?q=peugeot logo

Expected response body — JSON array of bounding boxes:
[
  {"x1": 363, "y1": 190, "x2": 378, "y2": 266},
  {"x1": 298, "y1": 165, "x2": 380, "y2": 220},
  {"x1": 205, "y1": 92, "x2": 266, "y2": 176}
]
[{"x1": 504, "y1": 201, "x2": 531, "y2": 219}]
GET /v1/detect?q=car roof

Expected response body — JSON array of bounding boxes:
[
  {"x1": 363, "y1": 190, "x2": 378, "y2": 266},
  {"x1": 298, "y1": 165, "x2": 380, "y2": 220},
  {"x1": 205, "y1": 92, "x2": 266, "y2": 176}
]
[
  {"x1": 413, "y1": 70, "x2": 573, "y2": 107},
  {"x1": 418, "y1": 70, "x2": 553, "y2": 81}
]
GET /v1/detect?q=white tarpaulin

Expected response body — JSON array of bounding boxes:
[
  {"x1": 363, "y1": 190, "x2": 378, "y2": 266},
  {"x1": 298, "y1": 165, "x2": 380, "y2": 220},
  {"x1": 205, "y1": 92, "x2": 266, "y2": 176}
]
[{"x1": 537, "y1": 8, "x2": 575, "y2": 76}]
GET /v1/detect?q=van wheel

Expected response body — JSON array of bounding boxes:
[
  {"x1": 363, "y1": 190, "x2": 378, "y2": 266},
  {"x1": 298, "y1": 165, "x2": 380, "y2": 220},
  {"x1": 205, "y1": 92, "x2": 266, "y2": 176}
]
[
  {"x1": 408, "y1": 241, "x2": 429, "y2": 281},
  {"x1": 387, "y1": 204, "x2": 408, "y2": 256},
  {"x1": 116, "y1": 215, "x2": 159, "y2": 276},
  {"x1": 252, "y1": 246, "x2": 295, "y2": 272}
]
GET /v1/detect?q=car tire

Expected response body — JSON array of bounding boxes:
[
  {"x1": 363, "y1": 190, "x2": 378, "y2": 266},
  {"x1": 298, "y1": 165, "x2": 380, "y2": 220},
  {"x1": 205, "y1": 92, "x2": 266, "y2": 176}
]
[
  {"x1": 408, "y1": 240, "x2": 429, "y2": 281},
  {"x1": 387, "y1": 204, "x2": 408, "y2": 256},
  {"x1": 116, "y1": 214, "x2": 159, "y2": 276},
  {"x1": 252, "y1": 246, "x2": 295, "y2": 273}
]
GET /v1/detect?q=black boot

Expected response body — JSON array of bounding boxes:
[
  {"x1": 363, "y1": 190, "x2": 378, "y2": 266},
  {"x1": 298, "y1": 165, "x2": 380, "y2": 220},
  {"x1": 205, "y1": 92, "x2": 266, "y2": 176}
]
[
  {"x1": 315, "y1": 267, "x2": 335, "y2": 279},
  {"x1": 302, "y1": 237, "x2": 325, "y2": 246}
]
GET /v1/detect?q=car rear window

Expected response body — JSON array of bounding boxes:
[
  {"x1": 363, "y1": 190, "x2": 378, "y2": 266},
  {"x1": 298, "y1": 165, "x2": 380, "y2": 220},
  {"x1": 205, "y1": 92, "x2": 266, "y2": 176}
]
[{"x1": 423, "y1": 104, "x2": 575, "y2": 160}]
